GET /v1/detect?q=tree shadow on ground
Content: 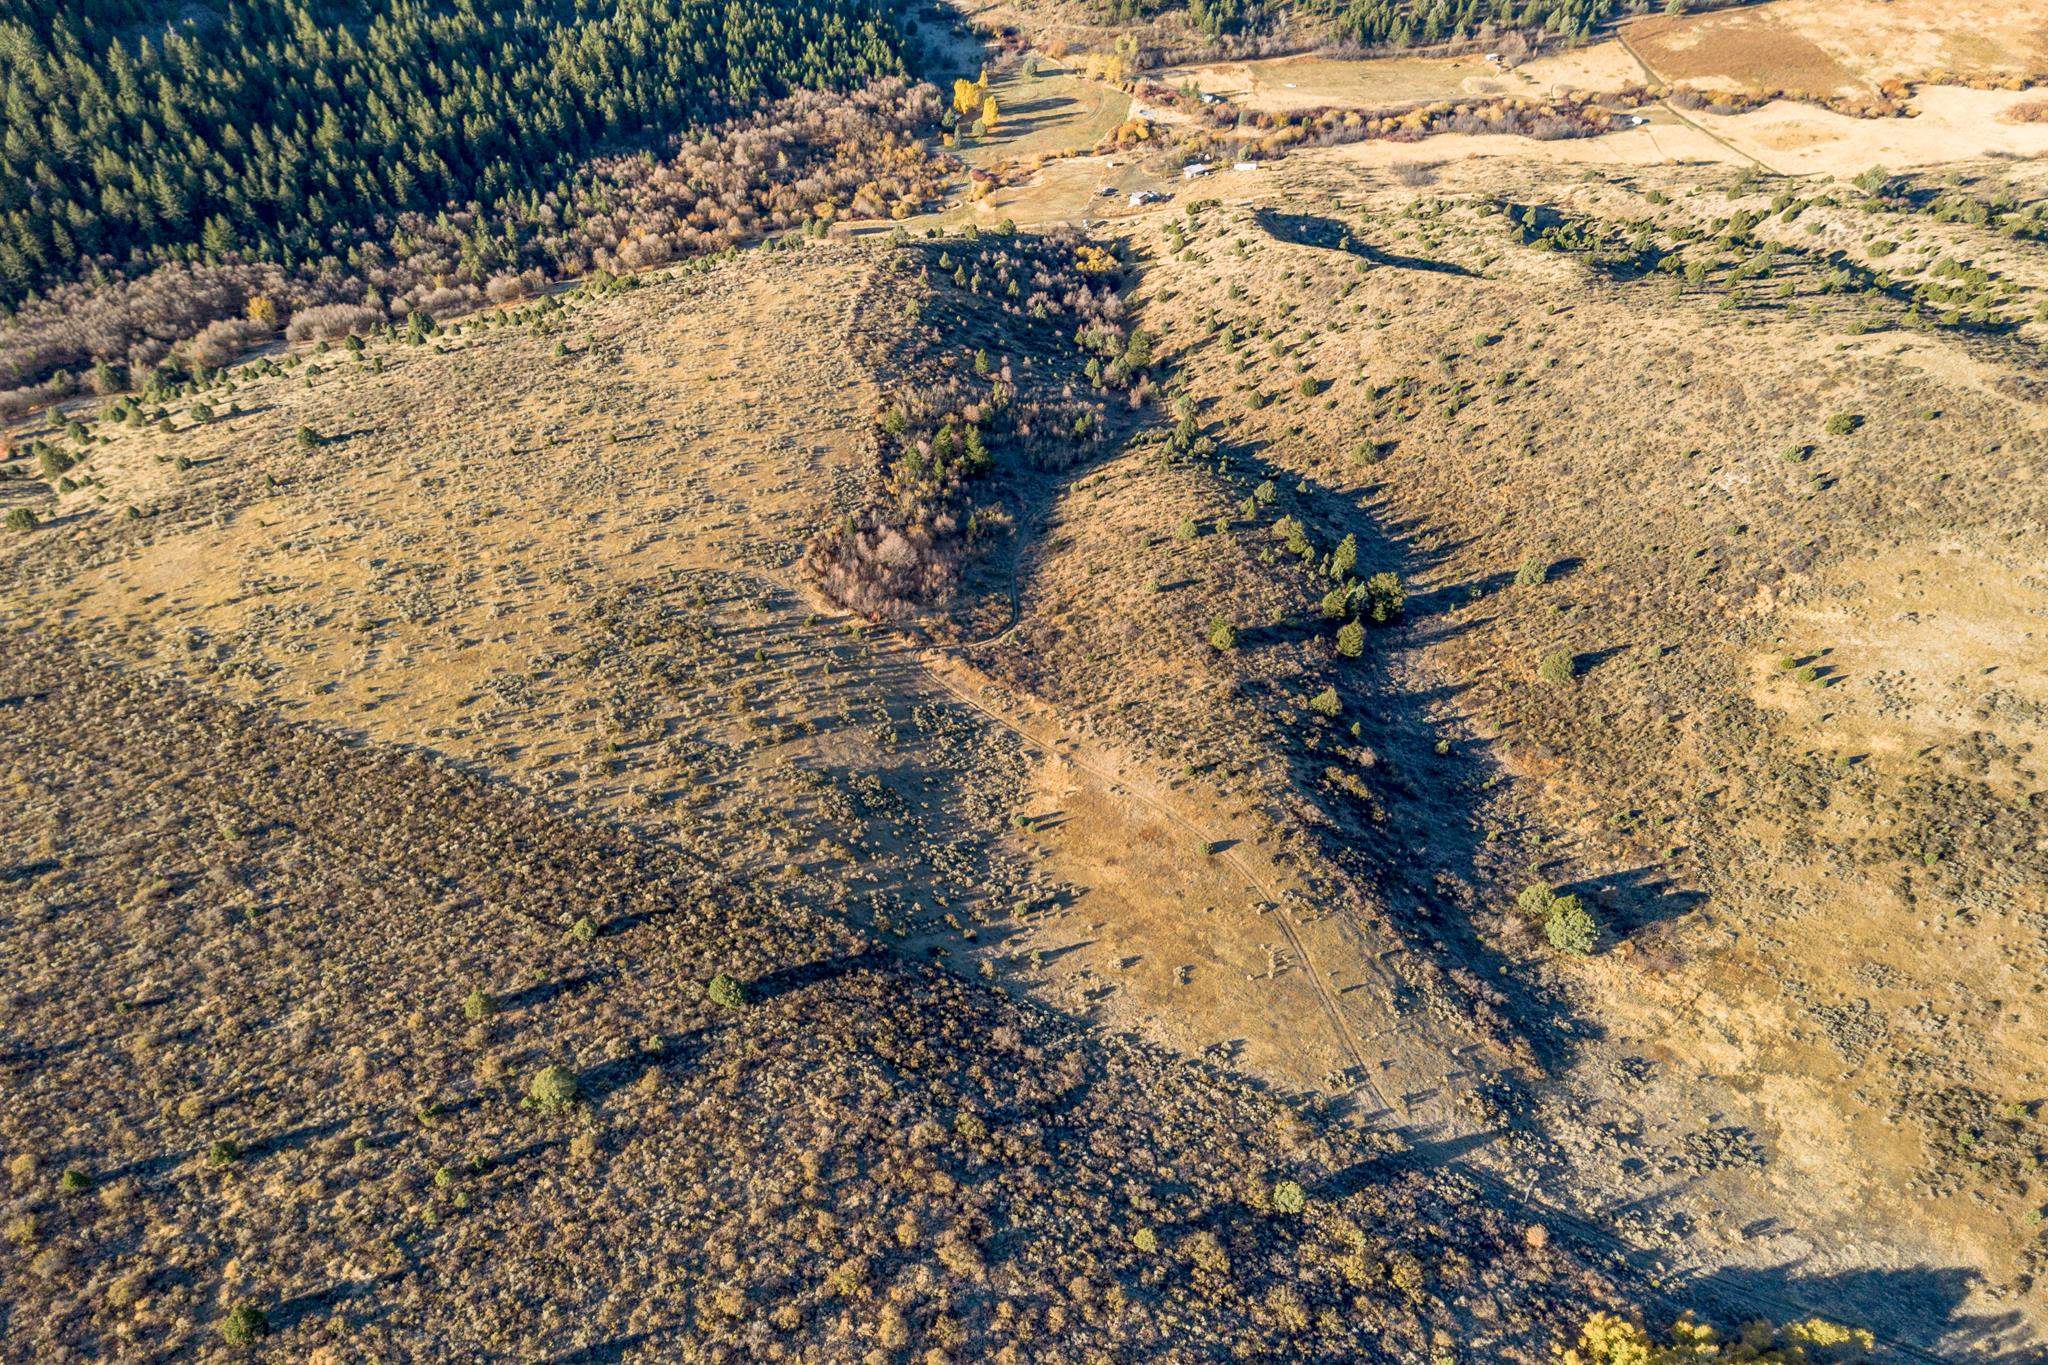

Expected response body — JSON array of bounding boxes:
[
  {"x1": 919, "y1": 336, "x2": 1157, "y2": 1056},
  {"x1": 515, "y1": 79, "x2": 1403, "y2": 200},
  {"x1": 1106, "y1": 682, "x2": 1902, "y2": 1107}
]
[
  {"x1": 1557, "y1": 865, "x2": 1704, "y2": 940},
  {"x1": 1252, "y1": 208, "x2": 1478, "y2": 276},
  {"x1": 1219, "y1": 435, "x2": 1608, "y2": 1077},
  {"x1": 1682, "y1": 1263, "x2": 2033, "y2": 1362}
]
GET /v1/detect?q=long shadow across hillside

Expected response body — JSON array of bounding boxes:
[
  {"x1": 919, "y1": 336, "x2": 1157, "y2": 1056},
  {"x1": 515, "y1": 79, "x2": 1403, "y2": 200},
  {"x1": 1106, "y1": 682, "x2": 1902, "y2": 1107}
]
[
  {"x1": 1204, "y1": 429, "x2": 1600, "y2": 1078},
  {"x1": 834, "y1": 222, "x2": 2007, "y2": 1355},
  {"x1": 1254, "y1": 208, "x2": 1477, "y2": 277}
]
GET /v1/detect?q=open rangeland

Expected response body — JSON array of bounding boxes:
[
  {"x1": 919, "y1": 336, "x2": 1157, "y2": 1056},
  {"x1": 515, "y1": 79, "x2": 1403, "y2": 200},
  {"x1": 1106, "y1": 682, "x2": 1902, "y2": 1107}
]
[{"x1": 4, "y1": 0, "x2": 2047, "y2": 1359}]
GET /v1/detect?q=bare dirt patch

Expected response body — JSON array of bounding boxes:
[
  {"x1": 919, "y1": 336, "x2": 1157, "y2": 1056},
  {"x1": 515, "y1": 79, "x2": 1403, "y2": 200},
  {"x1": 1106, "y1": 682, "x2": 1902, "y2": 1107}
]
[{"x1": 1156, "y1": 52, "x2": 1504, "y2": 115}]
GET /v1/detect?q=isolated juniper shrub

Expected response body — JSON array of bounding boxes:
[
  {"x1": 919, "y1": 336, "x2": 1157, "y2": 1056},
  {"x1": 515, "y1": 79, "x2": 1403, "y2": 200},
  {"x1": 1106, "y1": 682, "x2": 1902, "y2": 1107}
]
[
  {"x1": 1272, "y1": 516, "x2": 1312, "y2": 559},
  {"x1": 526, "y1": 1066, "x2": 580, "y2": 1114},
  {"x1": 4, "y1": 507, "x2": 37, "y2": 533},
  {"x1": 1336, "y1": 620, "x2": 1365, "y2": 658},
  {"x1": 706, "y1": 972, "x2": 747, "y2": 1008},
  {"x1": 1546, "y1": 898, "x2": 1599, "y2": 955},
  {"x1": 1538, "y1": 649, "x2": 1577, "y2": 683},
  {"x1": 462, "y1": 987, "x2": 496, "y2": 1022},
  {"x1": 220, "y1": 1302, "x2": 269, "y2": 1347},
  {"x1": 1514, "y1": 557, "x2": 1547, "y2": 587},
  {"x1": 1271, "y1": 1179, "x2": 1307, "y2": 1214},
  {"x1": 1518, "y1": 883, "x2": 1599, "y2": 956},
  {"x1": 1328, "y1": 531, "x2": 1357, "y2": 580},
  {"x1": 1309, "y1": 687, "x2": 1342, "y2": 718},
  {"x1": 1207, "y1": 616, "x2": 1239, "y2": 651}
]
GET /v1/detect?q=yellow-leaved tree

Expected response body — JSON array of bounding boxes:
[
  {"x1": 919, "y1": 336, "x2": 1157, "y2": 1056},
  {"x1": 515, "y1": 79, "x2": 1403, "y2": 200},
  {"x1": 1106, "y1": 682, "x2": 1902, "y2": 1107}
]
[
  {"x1": 1559, "y1": 1312, "x2": 1874, "y2": 1364},
  {"x1": 953, "y1": 69, "x2": 989, "y2": 116}
]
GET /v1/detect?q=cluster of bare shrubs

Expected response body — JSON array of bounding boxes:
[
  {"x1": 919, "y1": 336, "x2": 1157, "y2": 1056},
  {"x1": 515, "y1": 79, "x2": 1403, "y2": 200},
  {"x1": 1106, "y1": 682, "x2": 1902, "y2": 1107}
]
[
  {"x1": 175, "y1": 318, "x2": 275, "y2": 370},
  {"x1": 809, "y1": 227, "x2": 1138, "y2": 619},
  {"x1": 572, "y1": 82, "x2": 950, "y2": 271},
  {"x1": 0, "y1": 262, "x2": 348, "y2": 418},
  {"x1": 282, "y1": 303, "x2": 387, "y2": 344},
  {"x1": 1665, "y1": 70, "x2": 2043, "y2": 121},
  {"x1": 1659, "y1": 75, "x2": 1994, "y2": 120},
  {"x1": 1243, "y1": 93, "x2": 1628, "y2": 154},
  {"x1": 1126, "y1": 89, "x2": 1633, "y2": 171},
  {"x1": 0, "y1": 82, "x2": 951, "y2": 420},
  {"x1": 348, "y1": 81, "x2": 951, "y2": 296}
]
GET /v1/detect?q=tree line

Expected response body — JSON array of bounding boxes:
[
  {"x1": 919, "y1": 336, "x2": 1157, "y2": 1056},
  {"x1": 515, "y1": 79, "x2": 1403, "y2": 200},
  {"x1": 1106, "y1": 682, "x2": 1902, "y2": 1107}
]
[
  {"x1": 1107, "y1": 0, "x2": 1724, "y2": 46},
  {"x1": 0, "y1": 0, "x2": 911, "y2": 306},
  {"x1": 1314, "y1": 0, "x2": 1642, "y2": 46}
]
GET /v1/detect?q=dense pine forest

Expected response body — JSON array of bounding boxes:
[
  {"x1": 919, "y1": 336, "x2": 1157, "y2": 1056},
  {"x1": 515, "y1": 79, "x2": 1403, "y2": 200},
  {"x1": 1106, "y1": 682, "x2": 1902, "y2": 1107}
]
[
  {"x1": 1311, "y1": 0, "x2": 1650, "y2": 46},
  {"x1": 0, "y1": 0, "x2": 912, "y2": 305},
  {"x1": 1106, "y1": 0, "x2": 1705, "y2": 47}
]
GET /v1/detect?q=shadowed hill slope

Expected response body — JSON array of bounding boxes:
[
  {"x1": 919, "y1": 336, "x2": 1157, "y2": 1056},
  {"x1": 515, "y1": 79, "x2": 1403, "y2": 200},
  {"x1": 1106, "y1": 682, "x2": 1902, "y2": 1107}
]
[{"x1": 0, "y1": 625, "x2": 1621, "y2": 1360}]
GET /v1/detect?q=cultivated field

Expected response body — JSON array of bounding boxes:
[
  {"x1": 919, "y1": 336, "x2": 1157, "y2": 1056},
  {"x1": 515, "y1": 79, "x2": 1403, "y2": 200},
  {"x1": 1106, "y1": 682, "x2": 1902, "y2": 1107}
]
[{"x1": 1622, "y1": 0, "x2": 2048, "y2": 97}]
